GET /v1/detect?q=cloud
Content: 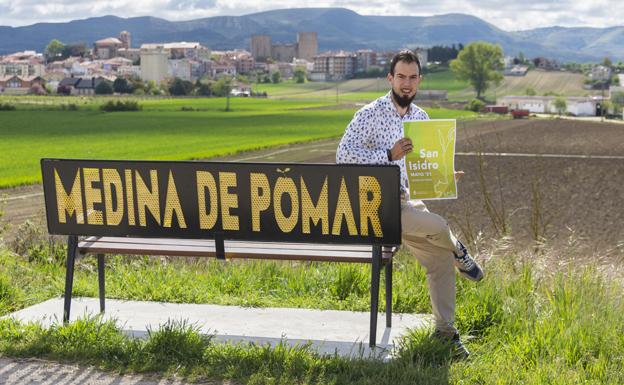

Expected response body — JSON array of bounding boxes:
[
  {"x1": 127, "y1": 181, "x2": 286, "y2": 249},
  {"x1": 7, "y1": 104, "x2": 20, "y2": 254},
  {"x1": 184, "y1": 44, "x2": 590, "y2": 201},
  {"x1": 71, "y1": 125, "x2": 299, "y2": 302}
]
[{"x1": 0, "y1": 0, "x2": 622, "y2": 30}]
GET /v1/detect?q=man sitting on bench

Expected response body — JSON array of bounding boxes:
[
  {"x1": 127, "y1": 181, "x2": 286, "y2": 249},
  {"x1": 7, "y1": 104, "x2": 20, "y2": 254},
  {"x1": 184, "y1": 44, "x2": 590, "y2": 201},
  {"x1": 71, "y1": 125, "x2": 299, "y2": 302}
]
[{"x1": 336, "y1": 50, "x2": 484, "y2": 359}]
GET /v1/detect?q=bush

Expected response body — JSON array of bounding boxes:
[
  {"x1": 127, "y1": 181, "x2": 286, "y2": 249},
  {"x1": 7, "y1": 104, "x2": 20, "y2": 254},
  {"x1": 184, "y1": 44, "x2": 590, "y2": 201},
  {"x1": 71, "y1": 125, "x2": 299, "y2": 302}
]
[
  {"x1": 100, "y1": 100, "x2": 142, "y2": 112},
  {"x1": 113, "y1": 78, "x2": 133, "y2": 94},
  {"x1": 60, "y1": 103, "x2": 78, "y2": 111},
  {"x1": 10, "y1": 220, "x2": 66, "y2": 265},
  {"x1": 0, "y1": 103, "x2": 16, "y2": 111},
  {"x1": 169, "y1": 78, "x2": 193, "y2": 96},
  {"x1": 95, "y1": 81, "x2": 114, "y2": 95},
  {"x1": 57, "y1": 84, "x2": 71, "y2": 95},
  {"x1": 465, "y1": 98, "x2": 486, "y2": 112},
  {"x1": 29, "y1": 83, "x2": 47, "y2": 95}
]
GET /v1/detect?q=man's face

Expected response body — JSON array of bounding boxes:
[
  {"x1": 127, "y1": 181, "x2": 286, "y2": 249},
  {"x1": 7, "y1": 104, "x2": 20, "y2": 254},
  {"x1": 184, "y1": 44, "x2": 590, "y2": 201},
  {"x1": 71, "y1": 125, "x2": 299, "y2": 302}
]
[{"x1": 387, "y1": 60, "x2": 421, "y2": 106}]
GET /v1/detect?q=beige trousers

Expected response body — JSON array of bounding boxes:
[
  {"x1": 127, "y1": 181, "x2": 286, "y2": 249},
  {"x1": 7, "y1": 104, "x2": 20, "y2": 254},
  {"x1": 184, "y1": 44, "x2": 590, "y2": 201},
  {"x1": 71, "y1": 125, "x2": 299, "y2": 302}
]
[{"x1": 401, "y1": 198, "x2": 459, "y2": 335}]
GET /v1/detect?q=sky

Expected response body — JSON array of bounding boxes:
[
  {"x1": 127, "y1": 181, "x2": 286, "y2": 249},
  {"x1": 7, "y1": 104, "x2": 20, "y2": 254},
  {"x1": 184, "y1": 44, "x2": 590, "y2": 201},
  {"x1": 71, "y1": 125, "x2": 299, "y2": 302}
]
[{"x1": 0, "y1": 0, "x2": 623, "y2": 31}]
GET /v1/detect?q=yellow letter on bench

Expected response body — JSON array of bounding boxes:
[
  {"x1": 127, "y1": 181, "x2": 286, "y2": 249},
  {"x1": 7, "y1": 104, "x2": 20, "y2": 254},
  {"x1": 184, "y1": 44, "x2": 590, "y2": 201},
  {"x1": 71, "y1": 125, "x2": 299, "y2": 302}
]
[
  {"x1": 359, "y1": 176, "x2": 383, "y2": 237},
  {"x1": 55, "y1": 168, "x2": 84, "y2": 224},
  {"x1": 135, "y1": 169, "x2": 161, "y2": 226},
  {"x1": 197, "y1": 171, "x2": 218, "y2": 230},
  {"x1": 250, "y1": 173, "x2": 270, "y2": 232},
  {"x1": 163, "y1": 170, "x2": 187, "y2": 228}
]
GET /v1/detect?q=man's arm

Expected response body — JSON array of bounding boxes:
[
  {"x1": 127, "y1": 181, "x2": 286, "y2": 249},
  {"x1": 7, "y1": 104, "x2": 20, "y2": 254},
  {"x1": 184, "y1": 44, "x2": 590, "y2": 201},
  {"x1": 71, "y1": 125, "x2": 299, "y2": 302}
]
[{"x1": 336, "y1": 110, "x2": 389, "y2": 165}]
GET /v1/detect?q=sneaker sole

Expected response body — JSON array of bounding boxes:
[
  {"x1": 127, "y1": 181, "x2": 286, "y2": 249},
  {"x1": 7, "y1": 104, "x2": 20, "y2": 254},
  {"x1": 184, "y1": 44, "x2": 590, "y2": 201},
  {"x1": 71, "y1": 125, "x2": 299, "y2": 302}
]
[{"x1": 456, "y1": 263, "x2": 484, "y2": 282}]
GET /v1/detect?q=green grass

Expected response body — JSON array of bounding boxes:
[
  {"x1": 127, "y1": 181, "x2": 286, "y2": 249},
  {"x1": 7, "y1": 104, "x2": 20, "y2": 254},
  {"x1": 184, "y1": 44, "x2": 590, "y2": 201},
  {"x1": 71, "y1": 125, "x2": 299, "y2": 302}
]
[
  {"x1": 0, "y1": 98, "x2": 352, "y2": 187},
  {"x1": 0, "y1": 232, "x2": 622, "y2": 384},
  {"x1": 0, "y1": 97, "x2": 476, "y2": 188}
]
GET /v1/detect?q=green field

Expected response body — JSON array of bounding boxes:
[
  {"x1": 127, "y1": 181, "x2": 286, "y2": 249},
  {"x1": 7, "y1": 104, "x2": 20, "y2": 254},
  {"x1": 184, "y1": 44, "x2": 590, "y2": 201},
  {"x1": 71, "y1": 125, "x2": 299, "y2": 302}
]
[
  {"x1": 0, "y1": 97, "x2": 476, "y2": 187},
  {"x1": 254, "y1": 74, "x2": 470, "y2": 102},
  {"x1": 253, "y1": 69, "x2": 597, "y2": 102}
]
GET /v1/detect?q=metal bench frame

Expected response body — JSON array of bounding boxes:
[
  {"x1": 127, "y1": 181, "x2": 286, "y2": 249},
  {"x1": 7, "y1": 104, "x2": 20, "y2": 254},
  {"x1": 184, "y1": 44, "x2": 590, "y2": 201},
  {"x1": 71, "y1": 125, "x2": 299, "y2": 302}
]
[{"x1": 64, "y1": 235, "x2": 397, "y2": 347}]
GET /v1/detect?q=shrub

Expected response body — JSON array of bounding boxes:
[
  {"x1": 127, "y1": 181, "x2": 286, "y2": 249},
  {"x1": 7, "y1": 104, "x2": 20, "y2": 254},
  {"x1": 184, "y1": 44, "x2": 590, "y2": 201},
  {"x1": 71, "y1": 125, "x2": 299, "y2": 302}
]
[
  {"x1": 95, "y1": 81, "x2": 113, "y2": 95},
  {"x1": 100, "y1": 100, "x2": 142, "y2": 112},
  {"x1": 465, "y1": 98, "x2": 486, "y2": 112},
  {"x1": 0, "y1": 103, "x2": 16, "y2": 111},
  {"x1": 113, "y1": 78, "x2": 133, "y2": 94},
  {"x1": 29, "y1": 83, "x2": 47, "y2": 95},
  {"x1": 169, "y1": 78, "x2": 193, "y2": 96},
  {"x1": 60, "y1": 103, "x2": 78, "y2": 111}
]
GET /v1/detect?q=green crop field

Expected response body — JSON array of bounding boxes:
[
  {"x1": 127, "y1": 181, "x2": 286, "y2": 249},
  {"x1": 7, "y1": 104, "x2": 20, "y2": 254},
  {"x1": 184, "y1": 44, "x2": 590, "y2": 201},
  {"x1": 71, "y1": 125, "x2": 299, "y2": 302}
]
[
  {"x1": 252, "y1": 69, "x2": 598, "y2": 103},
  {"x1": 0, "y1": 97, "x2": 476, "y2": 187}
]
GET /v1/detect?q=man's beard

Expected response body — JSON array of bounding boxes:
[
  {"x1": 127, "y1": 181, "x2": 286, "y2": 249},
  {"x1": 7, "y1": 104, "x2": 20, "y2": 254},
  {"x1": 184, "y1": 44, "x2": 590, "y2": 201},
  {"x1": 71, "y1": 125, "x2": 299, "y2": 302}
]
[{"x1": 391, "y1": 89, "x2": 416, "y2": 108}]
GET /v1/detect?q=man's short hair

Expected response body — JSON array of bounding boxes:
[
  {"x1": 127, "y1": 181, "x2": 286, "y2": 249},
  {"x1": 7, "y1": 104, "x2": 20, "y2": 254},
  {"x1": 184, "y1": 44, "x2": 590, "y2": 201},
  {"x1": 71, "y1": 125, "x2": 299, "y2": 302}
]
[{"x1": 389, "y1": 50, "x2": 422, "y2": 76}]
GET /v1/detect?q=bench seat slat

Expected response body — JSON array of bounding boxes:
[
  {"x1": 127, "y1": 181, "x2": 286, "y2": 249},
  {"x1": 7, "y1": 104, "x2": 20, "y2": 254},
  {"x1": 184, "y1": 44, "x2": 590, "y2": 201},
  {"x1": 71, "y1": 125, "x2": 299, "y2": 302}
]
[
  {"x1": 78, "y1": 238, "x2": 395, "y2": 263},
  {"x1": 82, "y1": 236, "x2": 377, "y2": 252}
]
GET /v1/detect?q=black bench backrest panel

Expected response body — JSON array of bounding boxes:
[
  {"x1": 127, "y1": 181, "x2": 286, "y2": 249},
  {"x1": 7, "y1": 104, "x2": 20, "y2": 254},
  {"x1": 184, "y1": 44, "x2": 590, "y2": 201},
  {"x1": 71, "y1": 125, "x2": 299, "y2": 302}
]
[{"x1": 42, "y1": 159, "x2": 401, "y2": 245}]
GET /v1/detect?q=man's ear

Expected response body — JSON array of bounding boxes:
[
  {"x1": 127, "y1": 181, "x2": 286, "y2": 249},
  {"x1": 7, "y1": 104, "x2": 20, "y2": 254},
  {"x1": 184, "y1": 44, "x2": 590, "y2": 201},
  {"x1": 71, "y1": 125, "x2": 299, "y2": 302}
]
[{"x1": 387, "y1": 73, "x2": 393, "y2": 83}]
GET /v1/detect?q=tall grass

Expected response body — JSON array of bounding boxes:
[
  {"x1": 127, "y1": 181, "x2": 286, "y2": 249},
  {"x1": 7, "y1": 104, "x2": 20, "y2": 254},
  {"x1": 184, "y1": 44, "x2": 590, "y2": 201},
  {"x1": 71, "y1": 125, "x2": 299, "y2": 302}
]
[{"x1": 0, "y1": 232, "x2": 623, "y2": 384}]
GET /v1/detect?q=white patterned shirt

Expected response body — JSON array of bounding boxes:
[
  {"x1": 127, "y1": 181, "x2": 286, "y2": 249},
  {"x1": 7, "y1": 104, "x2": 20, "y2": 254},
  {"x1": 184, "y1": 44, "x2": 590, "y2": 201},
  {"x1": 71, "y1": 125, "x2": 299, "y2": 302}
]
[{"x1": 336, "y1": 91, "x2": 429, "y2": 196}]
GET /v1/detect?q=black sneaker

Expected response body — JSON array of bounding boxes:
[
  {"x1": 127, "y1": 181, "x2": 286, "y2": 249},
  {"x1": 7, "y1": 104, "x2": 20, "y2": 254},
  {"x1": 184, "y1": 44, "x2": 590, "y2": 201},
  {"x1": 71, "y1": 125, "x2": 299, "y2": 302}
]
[
  {"x1": 453, "y1": 241, "x2": 484, "y2": 282},
  {"x1": 434, "y1": 330, "x2": 470, "y2": 360}
]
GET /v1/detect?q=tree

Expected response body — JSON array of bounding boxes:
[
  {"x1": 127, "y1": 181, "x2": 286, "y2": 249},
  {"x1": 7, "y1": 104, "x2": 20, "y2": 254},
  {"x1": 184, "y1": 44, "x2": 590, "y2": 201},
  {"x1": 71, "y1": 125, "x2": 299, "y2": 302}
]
[
  {"x1": 212, "y1": 76, "x2": 233, "y2": 111},
  {"x1": 168, "y1": 77, "x2": 193, "y2": 96},
  {"x1": 113, "y1": 78, "x2": 133, "y2": 94},
  {"x1": 603, "y1": 57, "x2": 613, "y2": 69},
  {"x1": 196, "y1": 81, "x2": 213, "y2": 96},
  {"x1": 62, "y1": 43, "x2": 89, "y2": 58},
  {"x1": 450, "y1": 41, "x2": 504, "y2": 99},
  {"x1": 293, "y1": 68, "x2": 306, "y2": 83},
  {"x1": 45, "y1": 39, "x2": 65, "y2": 61},
  {"x1": 271, "y1": 70, "x2": 281, "y2": 84},
  {"x1": 525, "y1": 87, "x2": 536, "y2": 96},
  {"x1": 553, "y1": 97, "x2": 567, "y2": 115},
  {"x1": 95, "y1": 80, "x2": 113, "y2": 95}
]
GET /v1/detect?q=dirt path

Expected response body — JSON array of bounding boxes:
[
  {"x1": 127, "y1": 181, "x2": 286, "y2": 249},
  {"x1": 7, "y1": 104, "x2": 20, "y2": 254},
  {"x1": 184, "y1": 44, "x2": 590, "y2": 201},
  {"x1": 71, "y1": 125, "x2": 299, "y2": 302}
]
[{"x1": 0, "y1": 357, "x2": 224, "y2": 385}]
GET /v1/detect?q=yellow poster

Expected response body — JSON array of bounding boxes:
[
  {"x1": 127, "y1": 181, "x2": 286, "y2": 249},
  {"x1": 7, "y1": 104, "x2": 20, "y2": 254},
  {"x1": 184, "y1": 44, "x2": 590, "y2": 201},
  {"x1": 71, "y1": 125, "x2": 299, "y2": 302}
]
[{"x1": 403, "y1": 119, "x2": 457, "y2": 200}]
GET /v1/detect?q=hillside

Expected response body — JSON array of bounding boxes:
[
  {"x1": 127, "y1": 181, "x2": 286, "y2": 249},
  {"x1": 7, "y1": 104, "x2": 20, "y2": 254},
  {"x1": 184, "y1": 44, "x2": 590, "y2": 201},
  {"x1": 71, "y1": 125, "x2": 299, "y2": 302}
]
[{"x1": 1, "y1": 8, "x2": 622, "y2": 61}]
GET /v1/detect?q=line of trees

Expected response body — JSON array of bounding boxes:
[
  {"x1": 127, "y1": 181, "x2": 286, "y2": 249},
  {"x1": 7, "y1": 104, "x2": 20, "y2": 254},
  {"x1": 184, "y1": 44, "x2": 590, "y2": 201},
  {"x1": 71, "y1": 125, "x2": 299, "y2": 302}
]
[
  {"x1": 427, "y1": 44, "x2": 464, "y2": 64},
  {"x1": 45, "y1": 39, "x2": 89, "y2": 61}
]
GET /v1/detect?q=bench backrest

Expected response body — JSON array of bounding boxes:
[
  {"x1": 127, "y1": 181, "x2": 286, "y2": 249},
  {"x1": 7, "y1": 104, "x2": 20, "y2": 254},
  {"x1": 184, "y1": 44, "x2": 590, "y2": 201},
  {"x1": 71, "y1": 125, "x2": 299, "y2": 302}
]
[{"x1": 42, "y1": 159, "x2": 402, "y2": 246}]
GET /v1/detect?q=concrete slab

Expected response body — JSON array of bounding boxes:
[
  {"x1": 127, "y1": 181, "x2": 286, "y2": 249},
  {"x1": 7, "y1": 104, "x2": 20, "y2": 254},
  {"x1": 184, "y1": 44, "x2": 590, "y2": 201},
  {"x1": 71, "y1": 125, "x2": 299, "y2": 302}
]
[{"x1": 6, "y1": 297, "x2": 431, "y2": 360}]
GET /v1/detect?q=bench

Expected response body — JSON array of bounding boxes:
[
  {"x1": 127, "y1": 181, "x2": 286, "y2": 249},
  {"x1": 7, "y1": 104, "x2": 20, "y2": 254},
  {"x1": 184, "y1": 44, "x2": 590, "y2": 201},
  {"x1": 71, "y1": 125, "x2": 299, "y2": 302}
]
[{"x1": 42, "y1": 159, "x2": 402, "y2": 347}]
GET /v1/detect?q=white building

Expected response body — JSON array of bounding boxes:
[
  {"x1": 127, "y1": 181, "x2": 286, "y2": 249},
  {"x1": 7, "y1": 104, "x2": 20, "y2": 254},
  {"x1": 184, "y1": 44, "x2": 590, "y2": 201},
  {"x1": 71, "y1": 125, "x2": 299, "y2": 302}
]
[
  {"x1": 140, "y1": 45, "x2": 169, "y2": 84},
  {"x1": 497, "y1": 95, "x2": 606, "y2": 116},
  {"x1": 168, "y1": 59, "x2": 192, "y2": 81}
]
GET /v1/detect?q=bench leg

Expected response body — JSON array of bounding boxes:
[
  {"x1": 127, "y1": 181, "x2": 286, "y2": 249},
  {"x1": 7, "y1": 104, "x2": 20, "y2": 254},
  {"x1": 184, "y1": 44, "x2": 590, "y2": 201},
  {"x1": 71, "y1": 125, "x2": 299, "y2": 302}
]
[
  {"x1": 370, "y1": 245, "x2": 382, "y2": 347},
  {"x1": 97, "y1": 254, "x2": 105, "y2": 313},
  {"x1": 385, "y1": 258, "x2": 392, "y2": 328},
  {"x1": 63, "y1": 235, "x2": 78, "y2": 324}
]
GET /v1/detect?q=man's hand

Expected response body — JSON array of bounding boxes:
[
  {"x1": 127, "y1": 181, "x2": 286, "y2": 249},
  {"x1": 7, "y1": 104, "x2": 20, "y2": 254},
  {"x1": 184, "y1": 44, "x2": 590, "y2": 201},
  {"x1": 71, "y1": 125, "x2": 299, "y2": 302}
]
[{"x1": 390, "y1": 137, "x2": 413, "y2": 161}]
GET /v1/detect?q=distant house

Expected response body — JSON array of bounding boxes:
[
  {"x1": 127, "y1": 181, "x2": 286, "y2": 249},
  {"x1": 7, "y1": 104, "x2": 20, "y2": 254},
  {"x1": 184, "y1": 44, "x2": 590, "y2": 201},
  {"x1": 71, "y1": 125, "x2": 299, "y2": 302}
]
[
  {"x1": 57, "y1": 77, "x2": 81, "y2": 94},
  {"x1": 74, "y1": 77, "x2": 113, "y2": 95},
  {"x1": 231, "y1": 82, "x2": 252, "y2": 96},
  {"x1": 504, "y1": 65, "x2": 529, "y2": 76},
  {"x1": 0, "y1": 75, "x2": 45, "y2": 94},
  {"x1": 58, "y1": 76, "x2": 112, "y2": 95},
  {"x1": 589, "y1": 65, "x2": 611, "y2": 81},
  {"x1": 497, "y1": 95, "x2": 606, "y2": 116}
]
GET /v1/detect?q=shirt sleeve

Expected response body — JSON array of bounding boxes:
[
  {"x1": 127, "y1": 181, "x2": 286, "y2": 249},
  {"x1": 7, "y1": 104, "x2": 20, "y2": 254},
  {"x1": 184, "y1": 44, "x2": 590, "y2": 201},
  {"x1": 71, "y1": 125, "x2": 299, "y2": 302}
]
[{"x1": 336, "y1": 109, "x2": 388, "y2": 165}]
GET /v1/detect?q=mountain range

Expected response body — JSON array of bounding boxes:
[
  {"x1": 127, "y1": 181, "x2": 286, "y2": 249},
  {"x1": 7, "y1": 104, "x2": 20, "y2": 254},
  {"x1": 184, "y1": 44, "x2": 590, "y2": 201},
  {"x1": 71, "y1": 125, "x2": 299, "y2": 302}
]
[{"x1": 1, "y1": 8, "x2": 622, "y2": 62}]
